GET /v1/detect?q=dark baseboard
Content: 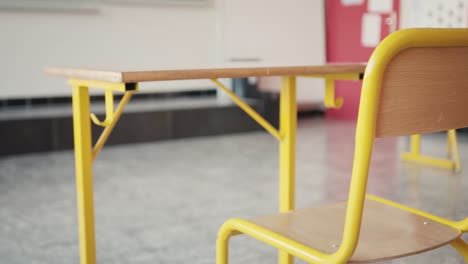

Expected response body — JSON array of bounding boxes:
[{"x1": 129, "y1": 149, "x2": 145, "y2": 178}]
[
  {"x1": 0, "y1": 90, "x2": 216, "y2": 108},
  {"x1": 0, "y1": 91, "x2": 338, "y2": 157},
  {"x1": 0, "y1": 93, "x2": 280, "y2": 157}
]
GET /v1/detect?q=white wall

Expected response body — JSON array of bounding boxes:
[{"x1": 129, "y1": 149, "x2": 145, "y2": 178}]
[
  {"x1": 0, "y1": 4, "x2": 217, "y2": 98},
  {"x1": 1, "y1": 1, "x2": 326, "y2": 101}
]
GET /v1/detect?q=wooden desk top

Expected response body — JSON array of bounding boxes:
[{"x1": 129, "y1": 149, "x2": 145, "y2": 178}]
[{"x1": 46, "y1": 64, "x2": 366, "y2": 83}]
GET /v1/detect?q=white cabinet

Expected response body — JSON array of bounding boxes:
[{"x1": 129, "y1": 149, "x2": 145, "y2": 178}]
[{"x1": 218, "y1": 0, "x2": 326, "y2": 107}]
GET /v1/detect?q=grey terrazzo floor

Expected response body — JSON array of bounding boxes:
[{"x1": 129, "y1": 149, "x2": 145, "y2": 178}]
[{"x1": 1, "y1": 118, "x2": 468, "y2": 264}]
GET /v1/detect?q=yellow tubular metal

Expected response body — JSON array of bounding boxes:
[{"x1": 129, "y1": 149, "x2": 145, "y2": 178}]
[
  {"x1": 303, "y1": 73, "x2": 361, "y2": 110},
  {"x1": 366, "y1": 194, "x2": 460, "y2": 228},
  {"x1": 324, "y1": 79, "x2": 343, "y2": 109},
  {"x1": 448, "y1": 129, "x2": 461, "y2": 172},
  {"x1": 447, "y1": 131, "x2": 453, "y2": 158},
  {"x1": 333, "y1": 81, "x2": 377, "y2": 263},
  {"x1": 303, "y1": 73, "x2": 361, "y2": 80},
  {"x1": 402, "y1": 132, "x2": 461, "y2": 171},
  {"x1": 69, "y1": 79, "x2": 137, "y2": 263},
  {"x1": 72, "y1": 84, "x2": 96, "y2": 264},
  {"x1": 92, "y1": 91, "x2": 134, "y2": 160},
  {"x1": 356, "y1": 32, "x2": 468, "y2": 262},
  {"x1": 333, "y1": 28, "x2": 468, "y2": 263},
  {"x1": 217, "y1": 219, "x2": 330, "y2": 264},
  {"x1": 210, "y1": 79, "x2": 281, "y2": 141},
  {"x1": 401, "y1": 152, "x2": 456, "y2": 169},
  {"x1": 69, "y1": 78, "x2": 130, "y2": 92},
  {"x1": 456, "y1": 218, "x2": 468, "y2": 232},
  {"x1": 216, "y1": 28, "x2": 468, "y2": 264},
  {"x1": 451, "y1": 238, "x2": 468, "y2": 263},
  {"x1": 90, "y1": 89, "x2": 115, "y2": 127},
  {"x1": 279, "y1": 76, "x2": 297, "y2": 264},
  {"x1": 216, "y1": 226, "x2": 230, "y2": 264},
  {"x1": 279, "y1": 76, "x2": 297, "y2": 212},
  {"x1": 411, "y1": 135, "x2": 421, "y2": 155}
]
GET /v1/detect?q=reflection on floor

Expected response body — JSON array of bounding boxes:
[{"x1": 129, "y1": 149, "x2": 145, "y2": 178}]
[{"x1": 1, "y1": 118, "x2": 467, "y2": 264}]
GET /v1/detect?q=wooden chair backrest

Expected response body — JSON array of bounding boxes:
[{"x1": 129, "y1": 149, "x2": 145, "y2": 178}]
[{"x1": 376, "y1": 46, "x2": 468, "y2": 137}]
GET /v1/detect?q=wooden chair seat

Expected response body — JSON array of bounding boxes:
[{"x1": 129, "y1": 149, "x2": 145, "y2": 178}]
[{"x1": 250, "y1": 199, "x2": 461, "y2": 263}]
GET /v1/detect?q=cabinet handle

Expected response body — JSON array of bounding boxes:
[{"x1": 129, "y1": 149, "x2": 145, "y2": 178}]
[{"x1": 228, "y1": 58, "x2": 262, "y2": 62}]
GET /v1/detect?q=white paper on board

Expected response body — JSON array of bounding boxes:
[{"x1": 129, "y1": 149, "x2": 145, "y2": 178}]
[
  {"x1": 361, "y1": 13, "x2": 382, "y2": 47},
  {"x1": 341, "y1": 0, "x2": 364, "y2": 6},
  {"x1": 367, "y1": 0, "x2": 393, "y2": 13}
]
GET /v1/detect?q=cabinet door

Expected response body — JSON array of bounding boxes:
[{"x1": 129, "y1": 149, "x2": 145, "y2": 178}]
[
  {"x1": 221, "y1": 0, "x2": 325, "y2": 66},
  {"x1": 220, "y1": 0, "x2": 326, "y2": 105}
]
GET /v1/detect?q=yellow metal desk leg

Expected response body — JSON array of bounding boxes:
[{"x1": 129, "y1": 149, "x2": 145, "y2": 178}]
[
  {"x1": 279, "y1": 76, "x2": 297, "y2": 264},
  {"x1": 72, "y1": 85, "x2": 96, "y2": 264},
  {"x1": 451, "y1": 238, "x2": 468, "y2": 263}
]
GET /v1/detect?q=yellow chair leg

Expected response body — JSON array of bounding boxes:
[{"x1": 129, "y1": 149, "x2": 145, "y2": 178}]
[
  {"x1": 72, "y1": 85, "x2": 96, "y2": 264},
  {"x1": 401, "y1": 133, "x2": 461, "y2": 171},
  {"x1": 447, "y1": 131, "x2": 452, "y2": 159},
  {"x1": 279, "y1": 76, "x2": 297, "y2": 264},
  {"x1": 451, "y1": 238, "x2": 468, "y2": 263},
  {"x1": 448, "y1": 129, "x2": 461, "y2": 172},
  {"x1": 216, "y1": 230, "x2": 230, "y2": 264},
  {"x1": 279, "y1": 250, "x2": 294, "y2": 264},
  {"x1": 216, "y1": 219, "x2": 328, "y2": 264}
]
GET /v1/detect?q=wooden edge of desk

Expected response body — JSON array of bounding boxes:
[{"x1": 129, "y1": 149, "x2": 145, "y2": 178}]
[
  {"x1": 45, "y1": 64, "x2": 367, "y2": 83},
  {"x1": 46, "y1": 67, "x2": 124, "y2": 83}
]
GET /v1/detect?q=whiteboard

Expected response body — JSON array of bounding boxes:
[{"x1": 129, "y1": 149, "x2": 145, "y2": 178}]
[
  {"x1": 401, "y1": 0, "x2": 467, "y2": 28},
  {"x1": 0, "y1": 0, "x2": 98, "y2": 10}
]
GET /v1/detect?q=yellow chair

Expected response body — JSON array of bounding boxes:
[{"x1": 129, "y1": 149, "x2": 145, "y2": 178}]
[{"x1": 216, "y1": 28, "x2": 468, "y2": 264}]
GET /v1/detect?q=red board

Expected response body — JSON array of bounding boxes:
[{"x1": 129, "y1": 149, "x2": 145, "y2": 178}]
[{"x1": 325, "y1": 0, "x2": 399, "y2": 119}]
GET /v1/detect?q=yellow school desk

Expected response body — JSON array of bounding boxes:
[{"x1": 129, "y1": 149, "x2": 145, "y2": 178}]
[{"x1": 45, "y1": 63, "x2": 455, "y2": 264}]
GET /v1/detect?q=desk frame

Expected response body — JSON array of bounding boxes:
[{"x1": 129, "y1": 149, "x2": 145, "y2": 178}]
[
  {"x1": 402, "y1": 132, "x2": 461, "y2": 172},
  {"x1": 67, "y1": 72, "x2": 362, "y2": 264}
]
